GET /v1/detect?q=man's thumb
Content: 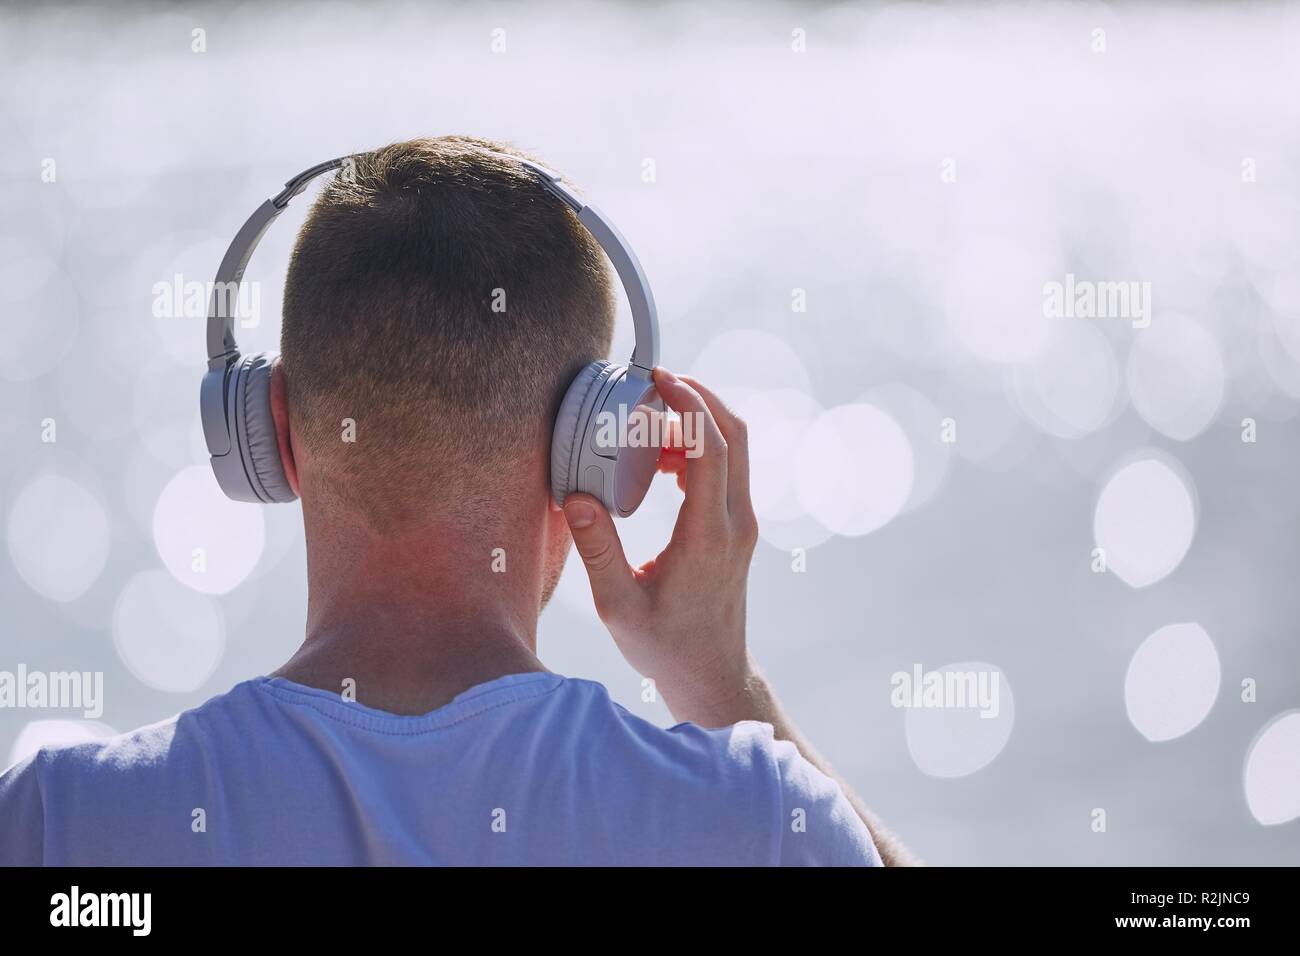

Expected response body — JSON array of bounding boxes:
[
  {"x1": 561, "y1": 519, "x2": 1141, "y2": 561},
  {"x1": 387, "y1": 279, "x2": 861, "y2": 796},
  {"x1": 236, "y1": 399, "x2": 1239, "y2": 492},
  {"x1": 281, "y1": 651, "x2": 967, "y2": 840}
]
[{"x1": 562, "y1": 494, "x2": 637, "y2": 615}]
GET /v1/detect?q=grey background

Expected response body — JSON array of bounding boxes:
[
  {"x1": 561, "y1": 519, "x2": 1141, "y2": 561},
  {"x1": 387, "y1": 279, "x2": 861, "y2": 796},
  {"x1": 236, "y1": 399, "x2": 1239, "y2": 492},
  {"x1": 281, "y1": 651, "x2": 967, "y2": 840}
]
[{"x1": 1, "y1": 1, "x2": 1298, "y2": 864}]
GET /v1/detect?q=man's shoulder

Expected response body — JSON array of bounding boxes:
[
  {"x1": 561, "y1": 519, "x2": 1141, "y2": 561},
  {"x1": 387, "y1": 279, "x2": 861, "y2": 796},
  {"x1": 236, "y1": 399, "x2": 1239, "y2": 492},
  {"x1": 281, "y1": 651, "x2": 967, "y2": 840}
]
[
  {"x1": 550, "y1": 675, "x2": 785, "y2": 777},
  {"x1": 0, "y1": 680, "x2": 275, "y2": 866},
  {"x1": 541, "y1": 677, "x2": 788, "y2": 856},
  {"x1": 543, "y1": 678, "x2": 880, "y2": 866},
  {"x1": 4, "y1": 679, "x2": 264, "y2": 794}
]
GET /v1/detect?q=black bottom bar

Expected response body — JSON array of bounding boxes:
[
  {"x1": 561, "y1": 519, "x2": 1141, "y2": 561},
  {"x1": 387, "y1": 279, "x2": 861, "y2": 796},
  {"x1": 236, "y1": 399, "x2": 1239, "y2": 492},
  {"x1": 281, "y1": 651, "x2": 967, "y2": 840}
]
[{"x1": 0, "y1": 866, "x2": 1288, "y2": 940}]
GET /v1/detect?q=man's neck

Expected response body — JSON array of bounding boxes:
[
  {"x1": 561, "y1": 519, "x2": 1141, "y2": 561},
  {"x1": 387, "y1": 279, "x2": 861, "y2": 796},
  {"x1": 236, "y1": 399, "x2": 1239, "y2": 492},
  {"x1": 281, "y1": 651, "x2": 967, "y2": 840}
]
[{"x1": 272, "y1": 506, "x2": 551, "y2": 716}]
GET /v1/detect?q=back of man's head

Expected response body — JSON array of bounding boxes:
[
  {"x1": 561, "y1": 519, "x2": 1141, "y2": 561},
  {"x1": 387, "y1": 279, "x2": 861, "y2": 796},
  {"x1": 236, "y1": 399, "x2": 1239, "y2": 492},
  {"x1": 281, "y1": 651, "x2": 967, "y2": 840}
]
[{"x1": 280, "y1": 136, "x2": 615, "y2": 532}]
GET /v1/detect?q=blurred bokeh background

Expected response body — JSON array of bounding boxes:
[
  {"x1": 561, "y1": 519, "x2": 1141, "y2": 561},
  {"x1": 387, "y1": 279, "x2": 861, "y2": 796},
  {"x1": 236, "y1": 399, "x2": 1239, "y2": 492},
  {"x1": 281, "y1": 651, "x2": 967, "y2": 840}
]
[{"x1": 2, "y1": 0, "x2": 1299, "y2": 864}]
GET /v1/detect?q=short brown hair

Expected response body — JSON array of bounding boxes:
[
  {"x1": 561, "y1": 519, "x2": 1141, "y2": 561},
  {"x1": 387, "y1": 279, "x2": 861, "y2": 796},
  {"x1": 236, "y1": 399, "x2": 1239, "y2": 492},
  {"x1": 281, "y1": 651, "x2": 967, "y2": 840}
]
[{"x1": 281, "y1": 136, "x2": 615, "y2": 529}]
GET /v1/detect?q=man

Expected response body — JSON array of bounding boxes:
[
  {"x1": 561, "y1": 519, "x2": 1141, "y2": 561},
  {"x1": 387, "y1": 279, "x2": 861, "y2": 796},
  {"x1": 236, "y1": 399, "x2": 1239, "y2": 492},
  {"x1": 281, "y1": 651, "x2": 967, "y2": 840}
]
[{"x1": 0, "y1": 137, "x2": 911, "y2": 866}]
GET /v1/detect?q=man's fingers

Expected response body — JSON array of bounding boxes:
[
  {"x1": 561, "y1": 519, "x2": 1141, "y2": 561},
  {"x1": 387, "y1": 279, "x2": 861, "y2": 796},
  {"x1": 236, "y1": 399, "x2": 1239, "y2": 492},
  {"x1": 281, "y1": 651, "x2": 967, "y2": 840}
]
[
  {"x1": 652, "y1": 367, "x2": 728, "y2": 519},
  {"x1": 658, "y1": 411, "x2": 685, "y2": 452},
  {"x1": 658, "y1": 448, "x2": 687, "y2": 475},
  {"x1": 562, "y1": 494, "x2": 641, "y2": 621},
  {"x1": 677, "y1": 374, "x2": 751, "y2": 518},
  {"x1": 656, "y1": 411, "x2": 687, "y2": 475}
]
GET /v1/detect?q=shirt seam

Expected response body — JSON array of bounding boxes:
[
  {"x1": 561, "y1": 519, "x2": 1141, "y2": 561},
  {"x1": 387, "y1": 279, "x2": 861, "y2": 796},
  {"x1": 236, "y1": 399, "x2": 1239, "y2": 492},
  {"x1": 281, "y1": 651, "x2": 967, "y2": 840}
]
[{"x1": 253, "y1": 677, "x2": 564, "y2": 736}]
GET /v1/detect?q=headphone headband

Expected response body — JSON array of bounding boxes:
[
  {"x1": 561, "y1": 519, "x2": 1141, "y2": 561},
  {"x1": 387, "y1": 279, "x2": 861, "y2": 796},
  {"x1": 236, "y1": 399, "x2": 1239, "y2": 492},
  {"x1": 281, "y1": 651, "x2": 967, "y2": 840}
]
[{"x1": 205, "y1": 151, "x2": 660, "y2": 375}]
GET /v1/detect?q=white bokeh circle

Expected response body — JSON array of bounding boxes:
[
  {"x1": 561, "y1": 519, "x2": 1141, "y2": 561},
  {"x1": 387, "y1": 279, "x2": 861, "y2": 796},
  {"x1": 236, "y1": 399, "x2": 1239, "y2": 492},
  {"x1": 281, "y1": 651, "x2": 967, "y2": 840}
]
[
  {"x1": 1127, "y1": 317, "x2": 1226, "y2": 441},
  {"x1": 153, "y1": 465, "x2": 266, "y2": 594},
  {"x1": 1124, "y1": 622, "x2": 1220, "y2": 742},
  {"x1": 1244, "y1": 711, "x2": 1300, "y2": 826},
  {"x1": 6, "y1": 474, "x2": 111, "y2": 603},
  {"x1": 796, "y1": 403, "x2": 915, "y2": 537},
  {"x1": 1012, "y1": 319, "x2": 1122, "y2": 439},
  {"x1": 904, "y1": 662, "x2": 1015, "y2": 778},
  {"x1": 1094, "y1": 454, "x2": 1197, "y2": 588},
  {"x1": 113, "y1": 569, "x2": 226, "y2": 693}
]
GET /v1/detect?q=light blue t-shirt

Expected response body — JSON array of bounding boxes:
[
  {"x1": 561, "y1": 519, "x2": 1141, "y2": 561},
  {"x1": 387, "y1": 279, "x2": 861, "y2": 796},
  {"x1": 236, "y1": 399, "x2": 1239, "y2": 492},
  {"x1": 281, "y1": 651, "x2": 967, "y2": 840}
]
[{"x1": 0, "y1": 672, "x2": 880, "y2": 866}]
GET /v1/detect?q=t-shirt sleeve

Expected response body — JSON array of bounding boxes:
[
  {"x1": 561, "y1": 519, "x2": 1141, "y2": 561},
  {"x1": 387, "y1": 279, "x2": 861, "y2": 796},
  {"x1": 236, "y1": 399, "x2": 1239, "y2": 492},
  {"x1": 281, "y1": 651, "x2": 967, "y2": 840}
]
[
  {"x1": 0, "y1": 754, "x2": 46, "y2": 866},
  {"x1": 770, "y1": 738, "x2": 882, "y2": 866}
]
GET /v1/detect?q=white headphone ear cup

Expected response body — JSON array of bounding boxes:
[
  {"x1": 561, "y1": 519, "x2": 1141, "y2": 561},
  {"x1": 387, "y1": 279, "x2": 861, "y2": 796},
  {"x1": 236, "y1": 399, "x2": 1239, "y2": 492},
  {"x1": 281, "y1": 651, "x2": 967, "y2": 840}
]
[
  {"x1": 550, "y1": 361, "x2": 614, "y2": 504},
  {"x1": 236, "y1": 352, "x2": 297, "y2": 504}
]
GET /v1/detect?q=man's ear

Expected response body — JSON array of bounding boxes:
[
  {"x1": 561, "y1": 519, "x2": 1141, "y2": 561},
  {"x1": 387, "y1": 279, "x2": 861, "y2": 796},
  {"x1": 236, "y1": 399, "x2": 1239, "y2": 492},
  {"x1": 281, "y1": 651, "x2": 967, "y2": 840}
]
[{"x1": 269, "y1": 356, "x2": 300, "y2": 497}]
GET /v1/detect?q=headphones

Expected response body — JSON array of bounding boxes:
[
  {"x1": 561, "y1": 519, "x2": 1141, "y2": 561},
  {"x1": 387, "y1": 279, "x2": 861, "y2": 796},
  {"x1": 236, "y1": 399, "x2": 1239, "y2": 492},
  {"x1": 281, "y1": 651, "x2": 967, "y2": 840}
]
[{"x1": 200, "y1": 151, "x2": 663, "y2": 518}]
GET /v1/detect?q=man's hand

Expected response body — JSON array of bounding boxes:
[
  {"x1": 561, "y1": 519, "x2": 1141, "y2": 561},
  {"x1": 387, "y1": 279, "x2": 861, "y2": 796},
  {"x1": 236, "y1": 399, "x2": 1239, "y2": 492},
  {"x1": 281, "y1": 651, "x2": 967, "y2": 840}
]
[
  {"x1": 563, "y1": 366, "x2": 917, "y2": 866},
  {"x1": 560, "y1": 366, "x2": 758, "y2": 720}
]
